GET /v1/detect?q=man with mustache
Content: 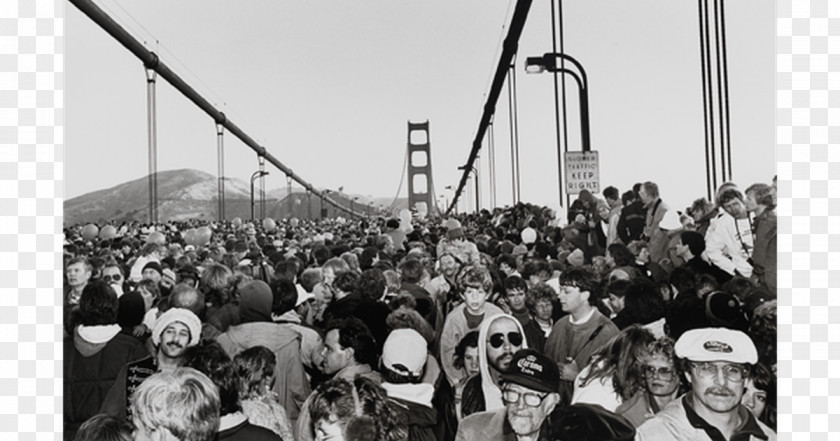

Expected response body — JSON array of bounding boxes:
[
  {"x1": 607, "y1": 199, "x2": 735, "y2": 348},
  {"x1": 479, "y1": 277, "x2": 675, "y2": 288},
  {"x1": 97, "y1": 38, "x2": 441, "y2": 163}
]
[
  {"x1": 100, "y1": 307, "x2": 202, "y2": 421},
  {"x1": 636, "y1": 328, "x2": 776, "y2": 440},
  {"x1": 460, "y1": 314, "x2": 527, "y2": 418}
]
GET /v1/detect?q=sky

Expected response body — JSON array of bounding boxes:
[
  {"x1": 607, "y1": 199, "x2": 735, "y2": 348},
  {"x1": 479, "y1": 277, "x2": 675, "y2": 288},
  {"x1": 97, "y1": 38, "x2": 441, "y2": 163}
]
[{"x1": 64, "y1": 0, "x2": 775, "y2": 216}]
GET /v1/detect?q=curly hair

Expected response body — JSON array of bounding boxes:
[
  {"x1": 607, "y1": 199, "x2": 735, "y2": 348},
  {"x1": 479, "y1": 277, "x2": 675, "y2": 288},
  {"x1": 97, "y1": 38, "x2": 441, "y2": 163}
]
[
  {"x1": 309, "y1": 377, "x2": 407, "y2": 441},
  {"x1": 182, "y1": 342, "x2": 240, "y2": 416},
  {"x1": 557, "y1": 266, "x2": 601, "y2": 304},
  {"x1": 525, "y1": 282, "x2": 556, "y2": 312},
  {"x1": 333, "y1": 271, "x2": 361, "y2": 295},
  {"x1": 579, "y1": 325, "x2": 655, "y2": 401},
  {"x1": 456, "y1": 263, "x2": 494, "y2": 293},
  {"x1": 356, "y1": 268, "x2": 386, "y2": 301},
  {"x1": 233, "y1": 345, "x2": 276, "y2": 400},
  {"x1": 131, "y1": 368, "x2": 220, "y2": 441}
]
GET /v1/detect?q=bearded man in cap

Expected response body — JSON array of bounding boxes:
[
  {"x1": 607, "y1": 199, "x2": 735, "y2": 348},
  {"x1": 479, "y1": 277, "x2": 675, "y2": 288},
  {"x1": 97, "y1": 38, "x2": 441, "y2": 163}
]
[
  {"x1": 100, "y1": 307, "x2": 202, "y2": 421},
  {"x1": 456, "y1": 348, "x2": 561, "y2": 441},
  {"x1": 215, "y1": 280, "x2": 310, "y2": 429},
  {"x1": 636, "y1": 327, "x2": 776, "y2": 440}
]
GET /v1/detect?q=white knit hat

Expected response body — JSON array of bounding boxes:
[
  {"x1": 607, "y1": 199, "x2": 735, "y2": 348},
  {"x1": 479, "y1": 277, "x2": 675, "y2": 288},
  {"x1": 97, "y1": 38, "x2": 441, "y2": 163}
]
[{"x1": 151, "y1": 308, "x2": 201, "y2": 347}]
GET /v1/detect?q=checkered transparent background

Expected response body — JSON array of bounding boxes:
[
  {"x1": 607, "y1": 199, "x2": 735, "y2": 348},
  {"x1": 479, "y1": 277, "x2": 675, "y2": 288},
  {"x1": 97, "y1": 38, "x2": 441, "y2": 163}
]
[{"x1": 0, "y1": 0, "x2": 833, "y2": 439}]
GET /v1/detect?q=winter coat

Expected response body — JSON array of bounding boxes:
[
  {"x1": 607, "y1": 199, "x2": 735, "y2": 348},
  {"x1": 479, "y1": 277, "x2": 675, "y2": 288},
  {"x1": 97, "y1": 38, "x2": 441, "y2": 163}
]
[
  {"x1": 384, "y1": 383, "x2": 438, "y2": 441},
  {"x1": 751, "y1": 210, "x2": 777, "y2": 292},
  {"x1": 64, "y1": 325, "x2": 148, "y2": 440},
  {"x1": 617, "y1": 200, "x2": 646, "y2": 244},
  {"x1": 215, "y1": 322, "x2": 310, "y2": 425},
  {"x1": 643, "y1": 199, "x2": 670, "y2": 264}
]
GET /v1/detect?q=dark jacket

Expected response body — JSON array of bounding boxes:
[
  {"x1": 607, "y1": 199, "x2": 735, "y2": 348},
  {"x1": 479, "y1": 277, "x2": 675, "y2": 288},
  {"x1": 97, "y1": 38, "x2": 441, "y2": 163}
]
[
  {"x1": 459, "y1": 375, "x2": 486, "y2": 419},
  {"x1": 617, "y1": 200, "x2": 646, "y2": 244},
  {"x1": 391, "y1": 397, "x2": 438, "y2": 441},
  {"x1": 522, "y1": 319, "x2": 547, "y2": 353},
  {"x1": 64, "y1": 326, "x2": 148, "y2": 440},
  {"x1": 217, "y1": 417, "x2": 283, "y2": 441}
]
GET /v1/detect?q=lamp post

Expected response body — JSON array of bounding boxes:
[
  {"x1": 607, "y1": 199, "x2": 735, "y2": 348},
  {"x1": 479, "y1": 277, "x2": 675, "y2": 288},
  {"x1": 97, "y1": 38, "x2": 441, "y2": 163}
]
[
  {"x1": 525, "y1": 53, "x2": 590, "y2": 152},
  {"x1": 526, "y1": 52, "x2": 591, "y2": 208},
  {"x1": 250, "y1": 170, "x2": 269, "y2": 221}
]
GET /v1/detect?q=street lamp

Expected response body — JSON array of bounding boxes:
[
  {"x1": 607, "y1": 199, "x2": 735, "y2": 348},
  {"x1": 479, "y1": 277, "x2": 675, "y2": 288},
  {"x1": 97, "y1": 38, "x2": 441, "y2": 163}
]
[
  {"x1": 250, "y1": 170, "x2": 269, "y2": 221},
  {"x1": 525, "y1": 53, "x2": 591, "y2": 152}
]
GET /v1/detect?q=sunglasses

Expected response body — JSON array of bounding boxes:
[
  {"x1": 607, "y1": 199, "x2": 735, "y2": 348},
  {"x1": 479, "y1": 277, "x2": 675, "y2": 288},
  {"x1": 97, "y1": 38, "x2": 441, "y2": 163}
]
[
  {"x1": 642, "y1": 365, "x2": 675, "y2": 380},
  {"x1": 487, "y1": 331, "x2": 523, "y2": 349},
  {"x1": 102, "y1": 274, "x2": 122, "y2": 283}
]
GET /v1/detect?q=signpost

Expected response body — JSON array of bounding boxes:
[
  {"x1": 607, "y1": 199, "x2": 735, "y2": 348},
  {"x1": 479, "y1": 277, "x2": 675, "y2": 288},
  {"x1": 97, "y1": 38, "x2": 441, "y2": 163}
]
[{"x1": 565, "y1": 151, "x2": 600, "y2": 194}]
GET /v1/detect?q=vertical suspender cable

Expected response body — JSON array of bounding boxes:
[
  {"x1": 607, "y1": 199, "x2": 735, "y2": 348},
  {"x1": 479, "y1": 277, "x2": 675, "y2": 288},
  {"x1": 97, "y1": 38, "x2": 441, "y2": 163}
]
[
  {"x1": 697, "y1": 0, "x2": 713, "y2": 201},
  {"x1": 216, "y1": 119, "x2": 225, "y2": 221},
  {"x1": 511, "y1": 59, "x2": 521, "y2": 204},
  {"x1": 712, "y1": 0, "x2": 728, "y2": 183},
  {"x1": 550, "y1": 0, "x2": 564, "y2": 208},
  {"x1": 716, "y1": 0, "x2": 733, "y2": 181},
  {"x1": 145, "y1": 63, "x2": 158, "y2": 224},
  {"x1": 701, "y1": 0, "x2": 718, "y2": 194},
  {"x1": 488, "y1": 121, "x2": 496, "y2": 209},
  {"x1": 507, "y1": 67, "x2": 518, "y2": 205}
]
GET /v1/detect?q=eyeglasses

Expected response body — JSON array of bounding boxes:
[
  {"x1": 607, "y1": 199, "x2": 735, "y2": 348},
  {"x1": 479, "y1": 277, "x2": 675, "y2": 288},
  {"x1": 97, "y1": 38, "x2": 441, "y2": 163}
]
[
  {"x1": 502, "y1": 388, "x2": 549, "y2": 407},
  {"x1": 691, "y1": 362, "x2": 746, "y2": 382},
  {"x1": 642, "y1": 365, "x2": 676, "y2": 381},
  {"x1": 102, "y1": 274, "x2": 122, "y2": 283},
  {"x1": 487, "y1": 332, "x2": 523, "y2": 349}
]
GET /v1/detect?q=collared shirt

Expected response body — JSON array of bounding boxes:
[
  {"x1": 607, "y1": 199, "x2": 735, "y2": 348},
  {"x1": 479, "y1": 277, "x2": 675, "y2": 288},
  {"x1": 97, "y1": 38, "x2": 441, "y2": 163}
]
[{"x1": 682, "y1": 394, "x2": 768, "y2": 441}]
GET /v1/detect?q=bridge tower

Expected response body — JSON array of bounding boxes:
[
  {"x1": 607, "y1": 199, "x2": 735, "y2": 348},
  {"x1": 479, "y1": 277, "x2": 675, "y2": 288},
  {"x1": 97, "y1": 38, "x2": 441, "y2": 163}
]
[{"x1": 407, "y1": 121, "x2": 436, "y2": 217}]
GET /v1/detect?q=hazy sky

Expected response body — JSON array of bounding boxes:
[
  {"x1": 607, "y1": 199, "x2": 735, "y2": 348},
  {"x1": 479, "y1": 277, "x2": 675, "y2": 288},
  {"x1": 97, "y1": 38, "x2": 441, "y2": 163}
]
[{"x1": 65, "y1": 0, "x2": 774, "y2": 215}]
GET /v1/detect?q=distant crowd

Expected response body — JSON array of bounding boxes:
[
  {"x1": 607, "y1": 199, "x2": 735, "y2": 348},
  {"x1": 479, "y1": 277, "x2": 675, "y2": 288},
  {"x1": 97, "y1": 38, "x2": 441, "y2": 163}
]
[{"x1": 64, "y1": 178, "x2": 776, "y2": 441}]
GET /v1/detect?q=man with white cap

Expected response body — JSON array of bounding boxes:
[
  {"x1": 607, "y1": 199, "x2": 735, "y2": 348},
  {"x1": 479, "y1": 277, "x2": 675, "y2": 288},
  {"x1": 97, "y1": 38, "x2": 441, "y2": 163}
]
[
  {"x1": 380, "y1": 328, "x2": 438, "y2": 441},
  {"x1": 101, "y1": 307, "x2": 202, "y2": 420},
  {"x1": 636, "y1": 327, "x2": 776, "y2": 440}
]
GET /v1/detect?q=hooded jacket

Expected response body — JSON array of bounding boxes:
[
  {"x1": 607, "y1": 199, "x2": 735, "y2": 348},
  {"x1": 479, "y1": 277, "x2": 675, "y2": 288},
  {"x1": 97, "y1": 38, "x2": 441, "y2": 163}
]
[
  {"x1": 460, "y1": 313, "x2": 528, "y2": 418},
  {"x1": 439, "y1": 302, "x2": 505, "y2": 387},
  {"x1": 64, "y1": 324, "x2": 148, "y2": 440}
]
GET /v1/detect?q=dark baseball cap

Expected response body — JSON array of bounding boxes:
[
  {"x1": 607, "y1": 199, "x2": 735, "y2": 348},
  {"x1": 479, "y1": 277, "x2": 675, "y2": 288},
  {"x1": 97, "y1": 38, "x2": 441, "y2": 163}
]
[{"x1": 500, "y1": 349, "x2": 560, "y2": 394}]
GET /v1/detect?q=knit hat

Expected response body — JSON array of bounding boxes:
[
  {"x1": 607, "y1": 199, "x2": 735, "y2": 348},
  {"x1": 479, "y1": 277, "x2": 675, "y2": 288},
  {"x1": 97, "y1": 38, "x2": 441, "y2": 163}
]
[
  {"x1": 151, "y1": 308, "x2": 201, "y2": 347},
  {"x1": 551, "y1": 403, "x2": 636, "y2": 441},
  {"x1": 674, "y1": 327, "x2": 757, "y2": 364},
  {"x1": 117, "y1": 291, "x2": 146, "y2": 329},
  {"x1": 500, "y1": 349, "x2": 560, "y2": 394},
  {"x1": 239, "y1": 280, "x2": 273, "y2": 323},
  {"x1": 381, "y1": 328, "x2": 427, "y2": 377},
  {"x1": 567, "y1": 248, "x2": 585, "y2": 267},
  {"x1": 142, "y1": 261, "x2": 163, "y2": 277}
]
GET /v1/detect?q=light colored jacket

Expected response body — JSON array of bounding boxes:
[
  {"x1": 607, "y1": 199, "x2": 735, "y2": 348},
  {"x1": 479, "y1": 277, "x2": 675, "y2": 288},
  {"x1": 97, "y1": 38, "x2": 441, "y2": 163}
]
[
  {"x1": 704, "y1": 212, "x2": 754, "y2": 277},
  {"x1": 636, "y1": 394, "x2": 776, "y2": 441}
]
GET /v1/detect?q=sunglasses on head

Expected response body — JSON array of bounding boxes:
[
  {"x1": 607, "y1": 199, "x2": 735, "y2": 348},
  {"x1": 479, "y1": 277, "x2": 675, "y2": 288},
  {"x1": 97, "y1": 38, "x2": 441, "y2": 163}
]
[
  {"x1": 102, "y1": 274, "x2": 122, "y2": 283},
  {"x1": 487, "y1": 331, "x2": 523, "y2": 349}
]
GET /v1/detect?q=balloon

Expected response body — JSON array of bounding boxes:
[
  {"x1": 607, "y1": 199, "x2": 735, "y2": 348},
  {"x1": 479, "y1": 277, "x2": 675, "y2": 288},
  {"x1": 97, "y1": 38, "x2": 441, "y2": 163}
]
[
  {"x1": 289, "y1": 217, "x2": 299, "y2": 228},
  {"x1": 99, "y1": 225, "x2": 116, "y2": 240},
  {"x1": 183, "y1": 228, "x2": 198, "y2": 246},
  {"x1": 262, "y1": 218, "x2": 276, "y2": 232},
  {"x1": 399, "y1": 209, "x2": 412, "y2": 232},
  {"x1": 231, "y1": 217, "x2": 242, "y2": 228},
  {"x1": 197, "y1": 226, "x2": 212, "y2": 245},
  {"x1": 82, "y1": 223, "x2": 99, "y2": 241},
  {"x1": 147, "y1": 231, "x2": 166, "y2": 245},
  {"x1": 521, "y1": 227, "x2": 537, "y2": 244}
]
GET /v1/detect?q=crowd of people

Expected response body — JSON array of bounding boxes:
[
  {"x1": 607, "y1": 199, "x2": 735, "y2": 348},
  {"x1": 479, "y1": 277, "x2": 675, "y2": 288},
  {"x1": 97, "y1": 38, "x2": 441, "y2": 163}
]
[{"x1": 63, "y1": 178, "x2": 777, "y2": 441}]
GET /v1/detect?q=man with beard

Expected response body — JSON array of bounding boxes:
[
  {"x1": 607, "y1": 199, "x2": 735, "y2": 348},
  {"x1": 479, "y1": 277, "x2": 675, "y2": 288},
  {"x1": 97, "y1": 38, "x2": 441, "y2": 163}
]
[
  {"x1": 100, "y1": 307, "x2": 202, "y2": 421},
  {"x1": 636, "y1": 328, "x2": 776, "y2": 440},
  {"x1": 460, "y1": 314, "x2": 527, "y2": 418},
  {"x1": 456, "y1": 349, "x2": 561, "y2": 441}
]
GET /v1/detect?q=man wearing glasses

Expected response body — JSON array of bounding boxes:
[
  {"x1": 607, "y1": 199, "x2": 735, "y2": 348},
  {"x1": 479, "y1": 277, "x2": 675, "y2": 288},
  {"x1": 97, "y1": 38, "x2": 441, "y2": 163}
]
[
  {"x1": 636, "y1": 328, "x2": 776, "y2": 440},
  {"x1": 460, "y1": 314, "x2": 527, "y2": 418},
  {"x1": 456, "y1": 349, "x2": 561, "y2": 441}
]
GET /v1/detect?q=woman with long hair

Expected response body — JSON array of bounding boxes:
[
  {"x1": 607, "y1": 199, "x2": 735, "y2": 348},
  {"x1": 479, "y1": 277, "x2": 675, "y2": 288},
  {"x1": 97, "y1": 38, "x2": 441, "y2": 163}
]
[
  {"x1": 571, "y1": 325, "x2": 656, "y2": 412},
  {"x1": 233, "y1": 346, "x2": 294, "y2": 441}
]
